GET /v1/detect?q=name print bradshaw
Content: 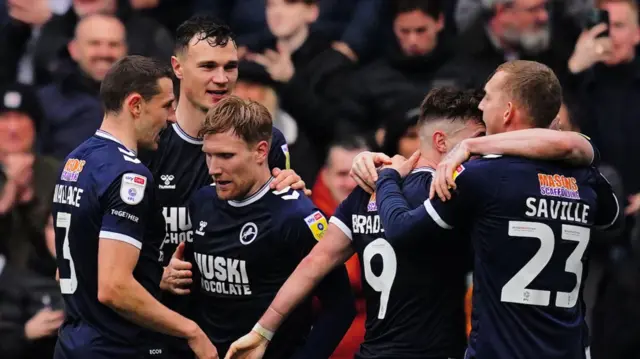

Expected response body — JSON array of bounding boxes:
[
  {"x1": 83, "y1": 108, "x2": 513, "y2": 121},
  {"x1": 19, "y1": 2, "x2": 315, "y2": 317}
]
[{"x1": 194, "y1": 253, "x2": 251, "y2": 296}]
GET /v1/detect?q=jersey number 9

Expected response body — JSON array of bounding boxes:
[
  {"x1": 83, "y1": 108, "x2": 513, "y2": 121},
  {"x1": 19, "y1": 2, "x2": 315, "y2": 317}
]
[
  {"x1": 502, "y1": 221, "x2": 590, "y2": 308},
  {"x1": 363, "y1": 238, "x2": 398, "y2": 319}
]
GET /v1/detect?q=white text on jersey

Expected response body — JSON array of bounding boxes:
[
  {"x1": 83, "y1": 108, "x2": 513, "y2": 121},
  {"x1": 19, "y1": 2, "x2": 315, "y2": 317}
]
[
  {"x1": 163, "y1": 206, "x2": 193, "y2": 243},
  {"x1": 525, "y1": 197, "x2": 590, "y2": 224},
  {"x1": 53, "y1": 184, "x2": 84, "y2": 208},
  {"x1": 194, "y1": 252, "x2": 251, "y2": 296},
  {"x1": 352, "y1": 214, "x2": 385, "y2": 235}
]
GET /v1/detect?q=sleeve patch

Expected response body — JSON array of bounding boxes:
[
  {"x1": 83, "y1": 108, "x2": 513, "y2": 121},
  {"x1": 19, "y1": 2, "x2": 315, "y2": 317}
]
[
  {"x1": 304, "y1": 211, "x2": 328, "y2": 241},
  {"x1": 120, "y1": 173, "x2": 147, "y2": 205},
  {"x1": 281, "y1": 144, "x2": 290, "y2": 170},
  {"x1": 452, "y1": 165, "x2": 465, "y2": 181}
]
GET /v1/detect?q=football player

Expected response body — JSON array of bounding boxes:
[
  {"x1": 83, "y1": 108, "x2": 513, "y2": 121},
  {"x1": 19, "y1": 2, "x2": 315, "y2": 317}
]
[
  {"x1": 373, "y1": 61, "x2": 620, "y2": 359},
  {"x1": 187, "y1": 96, "x2": 355, "y2": 358},
  {"x1": 52, "y1": 56, "x2": 216, "y2": 359}
]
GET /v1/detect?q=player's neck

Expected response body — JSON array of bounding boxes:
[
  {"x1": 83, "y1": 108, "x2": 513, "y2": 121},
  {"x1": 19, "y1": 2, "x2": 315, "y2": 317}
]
[
  {"x1": 244, "y1": 168, "x2": 273, "y2": 199},
  {"x1": 277, "y1": 27, "x2": 309, "y2": 54},
  {"x1": 175, "y1": 97, "x2": 206, "y2": 139},
  {"x1": 416, "y1": 150, "x2": 438, "y2": 170},
  {"x1": 100, "y1": 115, "x2": 137, "y2": 153}
]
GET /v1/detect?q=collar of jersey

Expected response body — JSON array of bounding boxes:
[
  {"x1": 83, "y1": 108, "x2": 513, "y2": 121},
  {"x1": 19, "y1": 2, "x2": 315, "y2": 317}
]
[
  {"x1": 95, "y1": 130, "x2": 137, "y2": 155},
  {"x1": 228, "y1": 177, "x2": 275, "y2": 207},
  {"x1": 173, "y1": 123, "x2": 203, "y2": 145},
  {"x1": 411, "y1": 166, "x2": 435, "y2": 174}
]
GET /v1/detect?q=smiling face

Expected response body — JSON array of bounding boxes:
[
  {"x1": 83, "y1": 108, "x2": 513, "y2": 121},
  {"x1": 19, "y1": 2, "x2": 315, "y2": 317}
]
[{"x1": 172, "y1": 36, "x2": 239, "y2": 112}]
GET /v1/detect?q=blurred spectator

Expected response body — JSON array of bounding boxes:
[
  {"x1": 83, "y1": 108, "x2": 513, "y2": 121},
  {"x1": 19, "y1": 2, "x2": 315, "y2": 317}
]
[
  {"x1": 26, "y1": 0, "x2": 172, "y2": 85},
  {"x1": 0, "y1": 1, "x2": 7, "y2": 25},
  {"x1": 130, "y1": 0, "x2": 193, "y2": 37},
  {"x1": 310, "y1": 136, "x2": 369, "y2": 359},
  {"x1": 0, "y1": 83, "x2": 59, "y2": 277},
  {"x1": 38, "y1": 13, "x2": 127, "y2": 159},
  {"x1": 568, "y1": 0, "x2": 640, "y2": 215},
  {"x1": 332, "y1": 0, "x2": 453, "y2": 135},
  {"x1": 439, "y1": 0, "x2": 578, "y2": 89},
  {"x1": 245, "y1": 0, "x2": 357, "y2": 184},
  {"x1": 193, "y1": 0, "x2": 384, "y2": 62},
  {"x1": 0, "y1": 252, "x2": 64, "y2": 359},
  {"x1": 455, "y1": 0, "x2": 595, "y2": 33},
  {"x1": 377, "y1": 92, "x2": 425, "y2": 158}
]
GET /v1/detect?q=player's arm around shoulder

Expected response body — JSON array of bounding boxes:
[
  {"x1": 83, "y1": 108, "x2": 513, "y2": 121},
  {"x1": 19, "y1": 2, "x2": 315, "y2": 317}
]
[{"x1": 460, "y1": 129, "x2": 597, "y2": 166}]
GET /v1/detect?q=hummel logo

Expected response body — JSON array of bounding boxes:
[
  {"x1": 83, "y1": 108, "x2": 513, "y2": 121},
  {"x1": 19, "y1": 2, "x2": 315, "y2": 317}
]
[
  {"x1": 159, "y1": 174, "x2": 176, "y2": 189},
  {"x1": 195, "y1": 221, "x2": 207, "y2": 236}
]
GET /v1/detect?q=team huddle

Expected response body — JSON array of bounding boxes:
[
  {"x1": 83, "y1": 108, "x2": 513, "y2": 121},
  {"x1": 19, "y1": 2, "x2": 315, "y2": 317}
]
[{"x1": 50, "y1": 14, "x2": 620, "y2": 359}]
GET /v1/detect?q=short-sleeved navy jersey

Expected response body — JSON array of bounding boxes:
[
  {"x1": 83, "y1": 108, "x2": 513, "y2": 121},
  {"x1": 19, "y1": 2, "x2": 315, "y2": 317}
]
[
  {"x1": 52, "y1": 130, "x2": 156, "y2": 347},
  {"x1": 331, "y1": 168, "x2": 468, "y2": 359},
  {"x1": 375, "y1": 156, "x2": 620, "y2": 359},
  {"x1": 188, "y1": 178, "x2": 328, "y2": 358},
  {"x1": 139, "y1": 123, "x2": 290, "y2": 266}
]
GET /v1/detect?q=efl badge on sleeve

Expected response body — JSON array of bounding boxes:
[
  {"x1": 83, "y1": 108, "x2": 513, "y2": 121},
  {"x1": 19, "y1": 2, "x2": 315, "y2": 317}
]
[
  {"x1": 304, "y1": 211, "x2": 328, "y2": 241},
  {"x1": 452, "y1": 164, "x2": 465, "y2": 181},
  {"x1": 120, "y1": 173, "x2": 147, "y2": 205}
]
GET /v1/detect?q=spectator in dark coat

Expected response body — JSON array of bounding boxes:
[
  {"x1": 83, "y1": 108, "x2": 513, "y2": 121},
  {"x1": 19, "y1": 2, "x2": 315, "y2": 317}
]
[
  {"x1": 332, "y1": 0, "x2": 454, "y2": 134},
  {"x1": 567, "y1": 0, "x2": 640, "y2": 215},
  {"x1": 438, "y1": 0, "x2": 579, "y2": 89},
  {"x1": 193, "y1": 0, "x2": 384, "y2": 61},
  {"x1": 29, "y1": 0, "x2": 171, "y2": 85},
  {"x1": 38, "y1": 13, "x2": 127, "y2": 159}
]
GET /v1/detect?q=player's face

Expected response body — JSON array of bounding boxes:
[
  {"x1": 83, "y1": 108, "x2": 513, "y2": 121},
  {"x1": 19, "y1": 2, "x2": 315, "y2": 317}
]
[
  {"x1": 0, "y1": 111, "x2": 35, "y2": 153},
  {"x1": 600, "y1": 2, "x2": 640, "y2": 66},
  {"x1": 203, "y1": 130, "x2": 269, "y2": 200},
  {"x1": 136, "y1": 78, "x2": 176, "y2": 150},
  {"x1": 479, "y1": 71, "x2": 510, "y2": 135},
  {"x1": 173, "y1": 37, "x2": 239, "y2": 112},
  {"x1": 266, "y1": 0, "x2": 318, "y2": 39},
  {"x1": 393, "y1": 10, "x2": 443, "y2": 57}
]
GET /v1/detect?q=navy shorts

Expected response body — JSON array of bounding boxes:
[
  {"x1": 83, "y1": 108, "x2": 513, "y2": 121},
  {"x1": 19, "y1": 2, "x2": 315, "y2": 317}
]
[{"x1": 54, "y1": 322, "x2": 167, "y2": 359}]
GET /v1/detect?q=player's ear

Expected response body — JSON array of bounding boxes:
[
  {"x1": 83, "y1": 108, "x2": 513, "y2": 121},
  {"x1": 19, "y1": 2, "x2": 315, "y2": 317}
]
[
  {"x1": 254, "y1": 140, "x2": 269, "y2": 164},
  {"x1": 126, "y1": 93, "x2": 143, "y2": 118},
  {"x1": 432, "y1": 130, "x2": 447, "y2": 154},
  {"x1": 503, "y1": 102, "x2": 514, "y2": 126},
  {"x1": 171, "y1": 56, "x2": 183, "y2": 80}
]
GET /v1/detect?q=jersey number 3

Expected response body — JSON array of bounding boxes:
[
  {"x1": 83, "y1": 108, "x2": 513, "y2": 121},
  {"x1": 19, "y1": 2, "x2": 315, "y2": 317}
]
[
  {"x1": 501, "y1": 221, "x2": 590, "y2": 308},
  {"x1": 57, "y1": 212, "x2": 78, "y2": 294},
  {"x1": 363, "y1": 238, "x2": 398, "y2": 319}
]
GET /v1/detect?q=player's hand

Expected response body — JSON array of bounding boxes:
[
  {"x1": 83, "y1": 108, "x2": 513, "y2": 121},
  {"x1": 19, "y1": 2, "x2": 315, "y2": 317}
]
[
  {"x1": 24, "y1": 307, "x2": 64, "y2": 340},
  {"x1": 381, "y1": 151, "x2": 420, "y2": 179},
  {"x1": 188, "y1": 327, "x2": 219, "y2": 359},
  {"x1": 270, "y1": 168, "x2": 311, "y2": 196},
  {"x1": 350, "y1": 151, "x2": 393, "y2": 194},
  {"x1": 224, "y1": 331, "x2": 269, "y2": 359},
  {"x1": 568, "y1": 23, "x2": 613, "y2": 73},
  {"x1": 430, "y1": 142, "x2": 471, "y2": 201},
  {"x1": 160, "y1": 242, "x2": 193, "y2": 295}
]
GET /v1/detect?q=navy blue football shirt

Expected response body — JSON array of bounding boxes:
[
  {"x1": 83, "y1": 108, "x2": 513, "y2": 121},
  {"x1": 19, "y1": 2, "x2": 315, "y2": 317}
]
[
  {"x1": 187, "y1": 179, "x2": 351, "y2": 358},
  {"x1": 52, "y1": 130, "x2": 157, "y2": 353},
  {"x1": 375, "y1": 155, "x2": 619, "y2": 359},
  {"x1": 331, "y1": 168, "x2": 468, "y2": 359}
]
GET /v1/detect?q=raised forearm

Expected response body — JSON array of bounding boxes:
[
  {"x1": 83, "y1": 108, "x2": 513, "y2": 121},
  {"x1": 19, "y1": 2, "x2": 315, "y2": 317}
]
[
  {"x1": 100, "y1": 276, "x2": 198, "y2": 338},
  {"x1": 260, "y1": 243, "x2": 352, "y2": 331},
  {"x1": 463, "y1": 129, "x2": 593, "y2": 165}
]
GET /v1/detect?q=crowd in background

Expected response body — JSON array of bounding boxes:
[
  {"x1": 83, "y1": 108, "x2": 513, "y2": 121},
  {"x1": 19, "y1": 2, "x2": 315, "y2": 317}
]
[{"x1": 2, "y1": 0, "x2": 640, "y2": 358}]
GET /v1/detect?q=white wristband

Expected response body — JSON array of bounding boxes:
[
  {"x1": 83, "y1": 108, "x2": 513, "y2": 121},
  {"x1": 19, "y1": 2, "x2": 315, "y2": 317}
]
[{"x1": 252, "y1": 323, "x2": 274, "y2": 341}]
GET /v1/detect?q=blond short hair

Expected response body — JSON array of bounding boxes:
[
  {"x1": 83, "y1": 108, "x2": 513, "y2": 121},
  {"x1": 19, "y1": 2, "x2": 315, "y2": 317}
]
[{"x1": 199, "y1": 95, "x2": 272, "y2": 145}]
